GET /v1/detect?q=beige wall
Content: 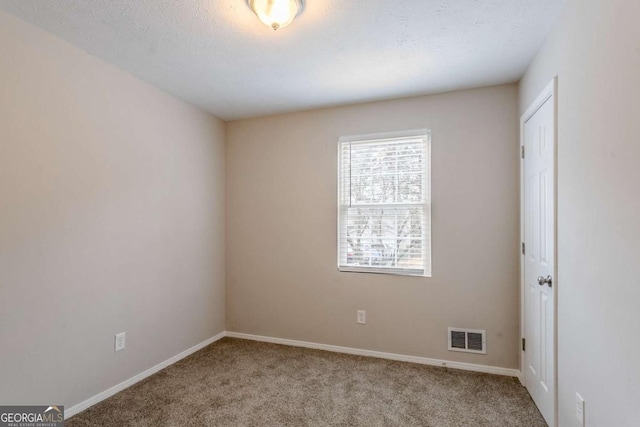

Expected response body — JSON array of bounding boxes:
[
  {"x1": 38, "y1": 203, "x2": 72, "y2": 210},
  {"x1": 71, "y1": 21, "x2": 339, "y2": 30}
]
[
  {"x1": 226, "y1": 84, "x2": 521, "y2": 369},
  {"x1": 520, "y1": 0, "x2": 640, "y2": 425},
  {"x1": 0, "y1": 11, "x2": 225, "y2": 408}
]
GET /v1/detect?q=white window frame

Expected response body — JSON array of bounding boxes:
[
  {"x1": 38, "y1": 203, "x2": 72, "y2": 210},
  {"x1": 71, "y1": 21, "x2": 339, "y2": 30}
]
[{"x1": 337, "y1": 129, "x2": 432, "y2": 277}]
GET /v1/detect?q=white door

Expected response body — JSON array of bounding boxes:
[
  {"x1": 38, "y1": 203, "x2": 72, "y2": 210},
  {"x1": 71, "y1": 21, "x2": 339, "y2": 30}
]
[{"x1": 522, "y1": 79, "x2": 556, "y2": 426}]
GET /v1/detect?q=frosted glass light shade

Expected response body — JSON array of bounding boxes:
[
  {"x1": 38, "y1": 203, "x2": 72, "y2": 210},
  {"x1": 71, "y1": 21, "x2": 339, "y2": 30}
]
[{"x1": 248, "y1": 0, "x2": 303, "y2": 31}]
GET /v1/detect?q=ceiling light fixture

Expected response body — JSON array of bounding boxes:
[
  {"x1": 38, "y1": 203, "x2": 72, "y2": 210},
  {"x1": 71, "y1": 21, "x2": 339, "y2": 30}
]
[{"x1": 247, "y1": 0, "x2": 304, "y2": 31}]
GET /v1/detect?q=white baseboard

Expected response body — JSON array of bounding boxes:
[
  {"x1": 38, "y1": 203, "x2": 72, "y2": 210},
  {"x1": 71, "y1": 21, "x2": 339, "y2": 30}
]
[
  {"x1": 226, "y1": 331, "x2": 521, "y2": 378},
  {"x1": 66, "y1": 330, "x2": 521, "y2": 419},
  {"x1": 64, "y1": 331, "x2": 226, "y2": 419}
]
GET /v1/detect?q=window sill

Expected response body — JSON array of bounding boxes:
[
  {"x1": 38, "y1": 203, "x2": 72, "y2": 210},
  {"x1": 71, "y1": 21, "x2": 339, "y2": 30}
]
[{"x1": 338, "y1": 266, "x2": 430, "y2": 277}]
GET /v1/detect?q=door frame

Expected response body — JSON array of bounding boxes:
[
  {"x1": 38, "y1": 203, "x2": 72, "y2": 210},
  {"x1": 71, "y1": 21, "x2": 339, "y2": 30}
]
[{"x1": 519, "y1": 77, "x2": 558, "y2": 426}]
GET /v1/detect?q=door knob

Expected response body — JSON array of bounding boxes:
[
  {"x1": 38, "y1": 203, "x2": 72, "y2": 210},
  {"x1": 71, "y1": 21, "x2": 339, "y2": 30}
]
[{"x1": 537, "y1": 275, "x2": 553, "y2": 287}]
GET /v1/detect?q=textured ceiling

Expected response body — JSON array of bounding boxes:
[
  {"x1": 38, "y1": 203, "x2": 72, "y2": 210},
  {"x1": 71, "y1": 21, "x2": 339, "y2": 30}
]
[{"x1": 0, "y1": 0, "x2": 565, "y2": 120}]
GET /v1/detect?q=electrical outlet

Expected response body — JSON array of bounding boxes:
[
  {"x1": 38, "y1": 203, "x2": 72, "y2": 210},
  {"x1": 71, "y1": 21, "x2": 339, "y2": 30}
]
[
  {"x1": 576, "y1": 393, "x2": 585, "y2": 426},
  {"x1": 115, "y1": 332, "x2": 126, "y2": 352},
  {"x1": 357, "y1": 310, "x2": 366, "y2": 324}
]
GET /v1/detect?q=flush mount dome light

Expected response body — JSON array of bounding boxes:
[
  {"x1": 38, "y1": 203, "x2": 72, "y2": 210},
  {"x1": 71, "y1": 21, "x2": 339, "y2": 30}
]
[{"x1": 247, "y1": 0, "x2": 304, "y2": 31}]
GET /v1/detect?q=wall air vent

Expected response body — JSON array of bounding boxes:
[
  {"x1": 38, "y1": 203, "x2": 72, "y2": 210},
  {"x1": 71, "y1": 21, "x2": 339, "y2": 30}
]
[{"x1": 448, "y1": 327, "x2": 486, "y2": 354}]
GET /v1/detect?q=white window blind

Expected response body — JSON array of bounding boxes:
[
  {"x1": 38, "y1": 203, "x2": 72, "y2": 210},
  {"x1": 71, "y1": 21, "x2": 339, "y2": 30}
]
[{"x1": 338, "y1": 130, "x2": 431, "y2": 277}]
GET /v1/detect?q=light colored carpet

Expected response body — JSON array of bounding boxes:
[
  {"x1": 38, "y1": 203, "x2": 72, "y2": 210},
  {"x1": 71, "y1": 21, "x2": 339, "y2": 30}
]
[{"x1": 67, "y1": 337, "x2": 546, "y2": 426}]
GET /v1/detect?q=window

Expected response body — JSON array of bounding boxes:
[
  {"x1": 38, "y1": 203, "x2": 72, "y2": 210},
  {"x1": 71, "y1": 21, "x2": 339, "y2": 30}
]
[{"x1": 338, "y1": 130, "x2": 431, "y2": 277}]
